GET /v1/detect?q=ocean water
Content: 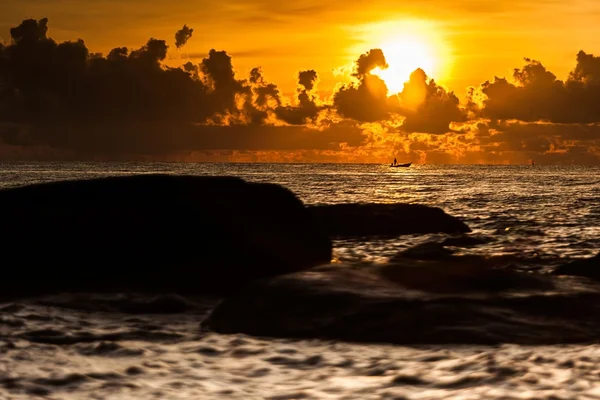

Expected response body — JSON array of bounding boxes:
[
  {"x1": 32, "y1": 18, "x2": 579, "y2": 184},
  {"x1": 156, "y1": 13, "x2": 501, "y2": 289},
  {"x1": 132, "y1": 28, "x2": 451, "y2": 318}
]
[
  {"x1": 1, "y1": 162, "x2": 598, "y2": 264},
  {"x1": 1, "y1": 162, "x2": 599, "y2": 399}
]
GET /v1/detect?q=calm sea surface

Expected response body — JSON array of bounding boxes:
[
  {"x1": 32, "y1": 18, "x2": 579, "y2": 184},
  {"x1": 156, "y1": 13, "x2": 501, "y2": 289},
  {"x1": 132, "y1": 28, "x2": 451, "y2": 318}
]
[{"x1": 1, "y1": 162, "x2": 600, "y2": 399}]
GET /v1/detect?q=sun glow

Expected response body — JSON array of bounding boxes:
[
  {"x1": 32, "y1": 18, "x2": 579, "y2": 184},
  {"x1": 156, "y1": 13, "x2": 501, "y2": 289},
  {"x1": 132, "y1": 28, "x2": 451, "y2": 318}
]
[
  {"x1": 372, "y1": 36, "x2": 436, "y2": 94},
  {"x1": 350, "y1": 20, "x2": 452, "y2": 95}
]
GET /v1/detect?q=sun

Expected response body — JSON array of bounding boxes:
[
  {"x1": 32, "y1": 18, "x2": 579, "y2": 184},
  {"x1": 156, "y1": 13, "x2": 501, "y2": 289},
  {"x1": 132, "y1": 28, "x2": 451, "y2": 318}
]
[
  {"x1": 348, "y1": 20, "x2": 452, "y2": 95},
  {"x1": 371, "y1": 35, "x2": 437, "y2": 94}
]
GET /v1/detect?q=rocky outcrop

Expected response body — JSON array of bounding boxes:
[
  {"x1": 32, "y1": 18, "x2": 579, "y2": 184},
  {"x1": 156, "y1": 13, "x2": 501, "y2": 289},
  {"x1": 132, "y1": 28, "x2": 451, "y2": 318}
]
[
  {"x1": 307, "y1": 203, "x2": 470, "y2": 237},
  {"x1": 553, "y1": 253, "x2": 600, "y2": 280},
  {"x1": 203, "y1": 258, "x2": 600, "y2": 345},
  {"x1": 0, "y1": 174, "x2": 332, "y2": 297}
]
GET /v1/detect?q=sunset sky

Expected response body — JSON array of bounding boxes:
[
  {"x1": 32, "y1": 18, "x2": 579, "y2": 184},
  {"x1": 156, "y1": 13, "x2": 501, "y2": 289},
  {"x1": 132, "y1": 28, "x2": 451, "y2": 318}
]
[{"x1": 1, "y1": 0, "x2": 600, "y2": 164}]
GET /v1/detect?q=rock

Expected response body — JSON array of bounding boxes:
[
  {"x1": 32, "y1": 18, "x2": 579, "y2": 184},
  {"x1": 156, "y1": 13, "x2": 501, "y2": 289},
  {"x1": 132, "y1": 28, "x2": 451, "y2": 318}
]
[
  {"x1": 390, "y1": 242, "x2": 536, "y2": 271},
  {"x1": 378, "y1": 258, "x2": 553, "y2": 293},
  {"x1": 389, "y1": 240, "x2": 456, "y2": 261},
  {"x1": 203, "y1": 261, "x2": 600, "y2": 345},
  {"x1": 0, "y1": 174, "x2": 331, "y2": 297},
  {"x1": 389, "y1": 235, "x2": 491, "y2": 263},
  {"x1": 553, "y1": 253, "x2": 600, "y2": 280},
  {"x1": 307, "y1": 203, "x2": 470, "y2": 237},
  {"x1": 108, "y1": 294, "x2": 194, "y2": 314},
  {"x1": 441, "y1": 235, "x2": 489, "y2": 248}
]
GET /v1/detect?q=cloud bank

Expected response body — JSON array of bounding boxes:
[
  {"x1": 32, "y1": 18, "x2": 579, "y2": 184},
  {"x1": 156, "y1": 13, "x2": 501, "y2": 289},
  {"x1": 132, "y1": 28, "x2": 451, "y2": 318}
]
[{"x1": 0, "y1": 18, "x2": 599, "y2": 164}]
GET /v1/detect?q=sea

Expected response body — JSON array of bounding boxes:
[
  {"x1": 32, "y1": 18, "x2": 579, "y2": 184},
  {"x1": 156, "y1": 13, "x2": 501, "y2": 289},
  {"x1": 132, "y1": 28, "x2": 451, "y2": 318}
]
[{"x1": 1, "y1": 162, "x2": 599, "y2": 399}]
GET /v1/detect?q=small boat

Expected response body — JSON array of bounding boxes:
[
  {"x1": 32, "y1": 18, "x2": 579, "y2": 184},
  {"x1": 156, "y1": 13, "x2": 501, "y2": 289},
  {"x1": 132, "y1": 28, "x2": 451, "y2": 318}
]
[{"x1": 390, "y1": 162, "x2": 412, "y2": 168}]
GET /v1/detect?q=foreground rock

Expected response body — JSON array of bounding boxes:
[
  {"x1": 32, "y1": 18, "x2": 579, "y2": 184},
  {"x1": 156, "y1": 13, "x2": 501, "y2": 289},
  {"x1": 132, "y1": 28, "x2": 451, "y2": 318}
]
[
  {"x1": 203, "y1": 258, "x2": 600, "y2": 345},
  {"x1": 307, "y1": 203, "x2": 470, "y2": 237},
  {"x1": 0, "y1": 174, "x2": 331, "y2": 297},
  {"x1": 553, "y1": 253, "x2": 600, "y2": 280}
]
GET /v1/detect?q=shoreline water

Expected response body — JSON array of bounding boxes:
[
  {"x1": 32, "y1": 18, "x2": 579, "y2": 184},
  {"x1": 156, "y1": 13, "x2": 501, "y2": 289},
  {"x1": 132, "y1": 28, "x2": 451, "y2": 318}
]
[
  {"x1": 1, "y1": 163, "x2": 599, "y2": 398},
  {"x1": 3, "y1": 292, "x2": 600, "y2": 399},
  {"x1": 2, "y1": 162, "x2": 598, "y2": 262}
]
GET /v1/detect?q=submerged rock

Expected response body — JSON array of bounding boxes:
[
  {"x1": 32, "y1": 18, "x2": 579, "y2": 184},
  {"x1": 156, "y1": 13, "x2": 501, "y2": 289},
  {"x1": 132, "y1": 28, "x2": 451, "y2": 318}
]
[
  {"x1": 553, "y1": 253, "x2": 600, "y2": 280},
  {"x1": 0, "y1": 174, "x2": 332, "y2": 297},
  {"x1": 390, "y1": 240, "x2": 456, "y2": 261},
  {"x1": 390, "y1": 240, "x2": 536, "y2": 269},
  {"x1": 307, "y1": 203, "x2": 470, "y2": 237},
  {"x1": 203, "y1": 260, "x2": 600, "y2": 345}
]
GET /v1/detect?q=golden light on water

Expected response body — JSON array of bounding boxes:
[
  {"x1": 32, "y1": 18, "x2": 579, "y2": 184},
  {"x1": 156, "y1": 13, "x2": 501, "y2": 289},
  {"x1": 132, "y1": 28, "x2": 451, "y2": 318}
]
[{"x1": 350, "y1": 20, "x2": 453, "y2": 94}]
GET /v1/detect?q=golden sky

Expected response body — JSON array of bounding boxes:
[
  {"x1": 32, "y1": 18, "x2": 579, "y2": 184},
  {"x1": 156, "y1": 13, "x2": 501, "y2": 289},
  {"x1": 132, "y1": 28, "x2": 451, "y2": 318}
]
[
  {"x1": 2, "y1": 0, "x2": 600, "y2": 164},
  {"x1": 3, "y1": 0, "x2": 600, "y2": 96}
]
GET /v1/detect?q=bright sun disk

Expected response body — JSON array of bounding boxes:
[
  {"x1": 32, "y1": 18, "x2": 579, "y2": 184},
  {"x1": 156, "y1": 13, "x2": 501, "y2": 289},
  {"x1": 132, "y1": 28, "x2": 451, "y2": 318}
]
[{"x1": 371, "y1": 35, "x2": 437, "y2": 94}]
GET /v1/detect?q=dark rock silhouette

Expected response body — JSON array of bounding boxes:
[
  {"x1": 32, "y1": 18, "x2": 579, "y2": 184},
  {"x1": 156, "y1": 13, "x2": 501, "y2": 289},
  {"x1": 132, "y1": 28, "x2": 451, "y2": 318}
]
[
  {"x1": 203, "y1": 261, "x2": 600, "y2": 345},
  {"x1": 307, "y1": 203, "x2": 470, "y2": 237},
  {"x1": 441, "y1": 235, "x2": 489, "y2": 247},
  {"x1": 553, "y1": 253, "x2": 600, "y2": 280},
  {"x1": 0, "y1": 174, "x2": 332, "y2": 297},
  {"x1": 390, "y1": 240, "x2": 456, "y2": 261}
]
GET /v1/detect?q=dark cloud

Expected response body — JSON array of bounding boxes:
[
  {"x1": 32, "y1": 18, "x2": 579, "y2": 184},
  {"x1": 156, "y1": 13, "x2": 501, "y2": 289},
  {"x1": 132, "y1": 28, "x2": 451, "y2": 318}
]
[
  {"x1": 179, "y1": 121, "x2": 365, "y2": 151},
  {"x1": 333, "y1": 75, "x2": 390, "y2": 122},
  {"x1": 331, "y1": 51, "x2": 464, "y2": 133},
  {"x1": 354, "y1": 48, "x2": 388, "y2": 78},
  {"x1": 485, "y1": 120, "x2": 600, "y2": 145},
  {"x1": 174, "y1": 25, "x2": 193, "y2": 49},
  {"x1": 333, "y1": 49, "x2": 390, "y2": 122},
  {"x1": 392, "y1": 68, "x2": 466, "y2": 134},
  {"x1": 199, "y1": 49, "x2": 251, "y2": 119},
  {"x1": 570, "y1": 50, "x2": 600, "y2": 85},
  {"x1": 1, "y1": 17, "x2": 600, "y2": 163},
  {"x1": 479, "y1": 52, "x2": 600, "y2": 124},
  {"x1": 446, "y1": 120, "x2": 600, "y2": 164},
  {"x1": 9, "y1": 17, "x2": 49, "y2": 44},
  {"x1": 0, "y1": 18, "x2": 365, "y2": 158},
  {"x1": 298, "y1": 70, "x2": 317, "y2": 91},
  {"x1": 186, "y1": 47, "x2": 295, "y2": 60},
  {"x1": 1, "y1": 119, "x2": 366, "y2": 156},
  {"x1": 250, "y1": 68, "x2": 281, "y2": 108},
  {"x1": 275, "y1": 70, "x2": 322, "y2": 125}
]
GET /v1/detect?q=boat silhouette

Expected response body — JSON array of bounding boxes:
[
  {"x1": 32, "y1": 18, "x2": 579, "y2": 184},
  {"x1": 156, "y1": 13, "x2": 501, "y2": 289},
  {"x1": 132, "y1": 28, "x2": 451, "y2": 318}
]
[{"x1": 390, "y1": 162, "x2": 412, "y2": 168}]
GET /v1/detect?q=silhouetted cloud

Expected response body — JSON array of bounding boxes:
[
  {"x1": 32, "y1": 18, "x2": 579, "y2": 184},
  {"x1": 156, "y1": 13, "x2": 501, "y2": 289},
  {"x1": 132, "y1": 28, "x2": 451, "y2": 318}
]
[
  {"x1": 249, "y1": 67, "x2": 281, "y2": 110},
  {"x1": 9, "y1": 17, "x2": 49, "y2": 44},
  {"x1": 478, "y1": 52, "x2": 600, "y2": 124},
  {"x1": 298, "y1": 70, "x2": 318, "y2": 91},
  {"x1": 333, "y1": 49, "x2": 390, "y2": 122},
  {"x1": 0, "y1": 17, "x2": 599, "y2": 163},
  {"x1": 331, "y1": 51, "x2": 464, "y2": 133},
  {"x1": 391, "y1": 68, "x2": 466, "y2": 134},
  {"x1": 175, "y1": 25, "x2": 193, "y2": 49},
  {"x1": 275, "y1": 70, "x2": 322, "y2": 125},
  {"x1": 354, "y1": 49, "x2": 388, "y2": 78}
]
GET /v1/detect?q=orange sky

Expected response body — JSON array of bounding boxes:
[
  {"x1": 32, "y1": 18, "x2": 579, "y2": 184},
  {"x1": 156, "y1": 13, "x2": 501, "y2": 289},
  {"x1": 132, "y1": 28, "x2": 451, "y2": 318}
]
[
  {"x1": 3, "y1": 0, "x2": 600, "y2": 96},
  {"x1": 2, "y1": 0, "x2": 600, "y2": 164}
]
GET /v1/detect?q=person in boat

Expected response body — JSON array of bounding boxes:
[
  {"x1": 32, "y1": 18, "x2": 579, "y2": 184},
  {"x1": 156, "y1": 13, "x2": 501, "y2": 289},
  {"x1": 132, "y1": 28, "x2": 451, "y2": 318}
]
[{"x1": 393, "y1": 158, "x2": 397, "y2": 166}]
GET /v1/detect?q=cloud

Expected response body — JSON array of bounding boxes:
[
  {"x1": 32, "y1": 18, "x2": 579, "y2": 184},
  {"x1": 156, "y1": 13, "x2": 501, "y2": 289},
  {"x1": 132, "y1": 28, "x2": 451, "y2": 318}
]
[
  {"x1": 478, "y1": 52, "x2": 600, "y2": 124},
  {"x1": 174, "y1": 25, "x2": 193, "y2": 49},
  {"x1": 331, "y1": 50, "x2": 465, "y2": 133},
  {"x1": 9, "y1": 17, "x2": 49, "y2": 43},
  {"x1": 275, "y1": 70, "x2": 323, "y2": 125},
  {"x1": 391, "y1": 68, "x2": 467, "y2": 134},
  {"x1": 0, "y1": 17, "x2": 600, "y2": 164},
  {"x1": 333, "y1": 49, "x2": 390, "y2": 122},
  {"x1": 298, "y1": 70, "x2": 318, "y2": 91}
]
